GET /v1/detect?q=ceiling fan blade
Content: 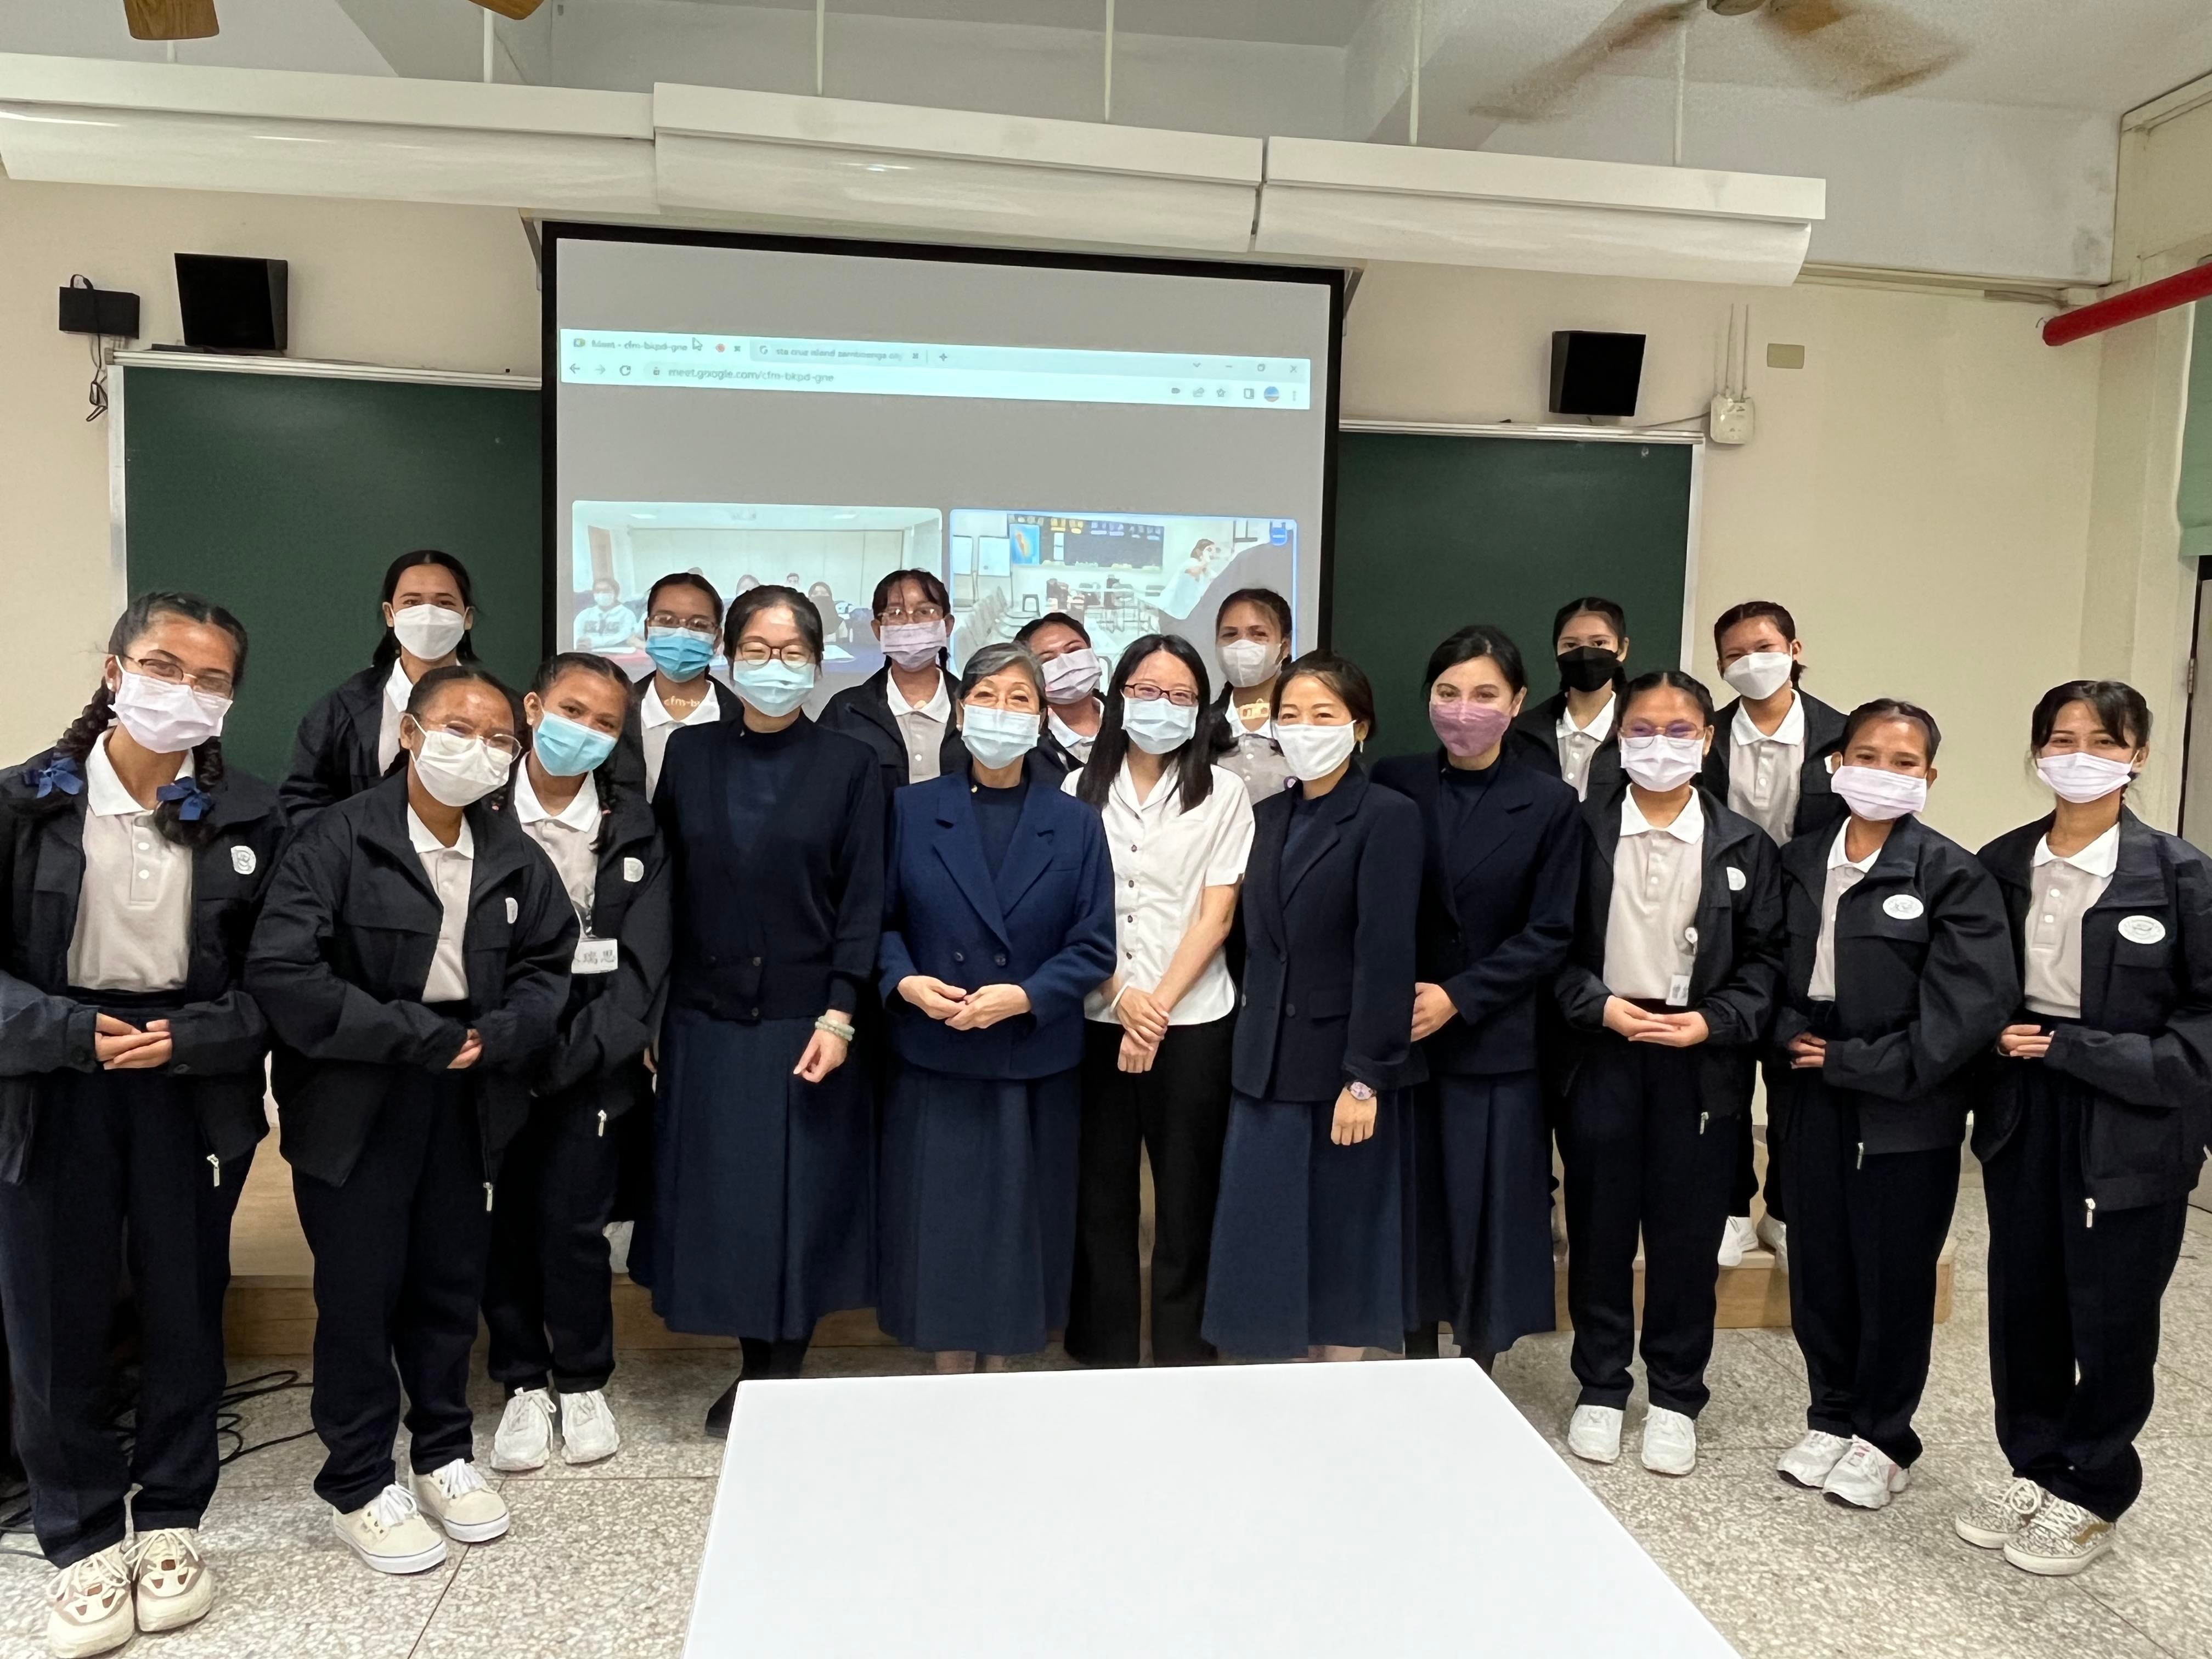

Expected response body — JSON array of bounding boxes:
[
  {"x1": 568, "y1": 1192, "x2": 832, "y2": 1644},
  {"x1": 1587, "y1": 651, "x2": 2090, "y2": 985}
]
[
  {"x1": 1758, "y1": 0, "x2": 1964, "y2": 100},
  {"x1": 1470, "y1": 1, "x2": 1697, "y2": 123},
  {"x1": 466, "y1": 0, "x2": 549, "y2": 19},
  {"x1": 122, "y1": 0, "x2": 218, "y2": 41}
]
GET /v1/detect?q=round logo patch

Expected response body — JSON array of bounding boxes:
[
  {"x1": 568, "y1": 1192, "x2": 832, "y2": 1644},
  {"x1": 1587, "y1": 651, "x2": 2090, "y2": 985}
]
[
  {"x1": 2119, "y1": 915, "x2": 2168, "y2": 945},
  {"x1": 1725, "y1": 866, "x2": 1747, "y2": 892},
  {"x1": 229, "y1": 845, "x2": 256, "y2": 876},
  {"x1": 1883, "y1": 894, "x2": 1925, "y2": 921}
]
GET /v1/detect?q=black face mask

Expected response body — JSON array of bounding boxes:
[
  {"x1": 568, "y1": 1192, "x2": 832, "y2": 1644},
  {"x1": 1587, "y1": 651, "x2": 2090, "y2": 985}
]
[{"x1": 1556, "y1": 646, "x2": 1620, "y2": 695}]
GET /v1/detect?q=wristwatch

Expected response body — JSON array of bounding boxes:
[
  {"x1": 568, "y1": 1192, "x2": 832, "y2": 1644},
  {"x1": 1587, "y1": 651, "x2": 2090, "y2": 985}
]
[{"x1": 1346, "y1": 1080, "x2": 1376, "y2": 1102}]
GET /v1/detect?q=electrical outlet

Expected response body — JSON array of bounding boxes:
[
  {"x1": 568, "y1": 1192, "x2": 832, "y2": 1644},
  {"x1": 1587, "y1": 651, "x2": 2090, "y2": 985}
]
[{"x1": 1709, "y1": 393, "x2": 1754, "y2": 446}]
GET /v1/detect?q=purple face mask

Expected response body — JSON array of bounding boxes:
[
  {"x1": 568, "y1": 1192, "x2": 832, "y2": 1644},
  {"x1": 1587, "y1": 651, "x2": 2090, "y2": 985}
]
[{"x1": 1430, "y1": 699, "x2": 1513, "y2": 759}]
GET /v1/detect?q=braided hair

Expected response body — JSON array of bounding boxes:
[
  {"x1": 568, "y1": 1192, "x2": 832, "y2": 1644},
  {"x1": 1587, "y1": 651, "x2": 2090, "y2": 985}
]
[
  {"x1": 47, "y1": 591, "x2": 250, "y2": 848},
  {"x1": 527, "y1": 651, "x2": 634, "y2": 842}
]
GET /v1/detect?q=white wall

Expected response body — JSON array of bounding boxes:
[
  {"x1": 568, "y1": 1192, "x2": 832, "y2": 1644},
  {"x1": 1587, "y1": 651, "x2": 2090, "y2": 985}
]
[{"x1": 0, "y1": 0, "x2": 392, "y2": 76}]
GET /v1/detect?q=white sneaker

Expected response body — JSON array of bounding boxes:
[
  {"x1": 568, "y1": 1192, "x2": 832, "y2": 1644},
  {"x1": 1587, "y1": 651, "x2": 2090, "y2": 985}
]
[
  {"x1": 1566, "y1": 1404, "x2": 1624, "y2": 1464},
  {"x1": 129, "y1": 1526, "x2": 212, "y2": 1634},
  {"x1": 1756, "y1": 1211, "x2": 1788, "y2": 1272},
  {"x1": 1776, "y1": 1429, "x2": 1854, "y2": 1489},
  {"x1": 1955, "y1": 1476, "x2": 2049, "y2": 1550},
  {"x1": 413, "y1": 1459, "x2": 510, "y2": 1545},
  {"x1": 557, "y1": 1388, "x2": 622, "y2": 1465},
  {"x1": 1717, "y1": 1214, "x2": 1757, "y2": 1268},
  {"x1": 492, "y1": 1389, "x2": 556, "y2": 1472},
  {"x1": 45, "y1": 1543, "x2": 132, "y2": 1659},
  {"x1": 333, "y1": 1485, "x2": 447, "y2": 1576},
  {"x1": 1640, "y1": 1407, "x2": 1698, "y2": 1476},
  {"x1": 1822, "y1": 1437, "x2": 1911, "y2": 1509},
  {"x1": 2003, "y1": 1497, "x2": 2114, "y2": 1576}
]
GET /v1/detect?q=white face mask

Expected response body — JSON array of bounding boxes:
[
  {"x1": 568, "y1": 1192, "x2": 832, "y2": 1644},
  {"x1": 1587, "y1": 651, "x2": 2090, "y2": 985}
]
[
  {"x1": 1220, "y1": 640, "x2": 1281, "y2": 691},
  {"x1": 408, "y1": 723, "x2": 514, "y2": 808},
  {"x1": 1620, "y1": 734, "x2": 1705, "y2": 792},
  {"x1": 1721, "y1": 651, "x2": 1794, "y2": 702},
  {"x1": 962, "y1": 707, "x2": 1040, "y2": 770},
  {"x1": 1831, "y1": 764, "x2": 1927, "y2": 822},
  {"x1": 879, "y1": 619, "x2": 949, "y2": 671},
  {"x1": 1041, "y1": 648, "x2": 1102, "y2": 704},
  {"x1": 391, "y1": 603, "x2": 467, "y2": 661},
  {"x1": 1276, "y1": 721, "x2": 1358, "y2": 782},
  {"x1": 2036, "y1": 751, "x2": 2137, "y2": 804},
  {"x1": 110, "y1": 668, "x2": 230, "y2": 754}
]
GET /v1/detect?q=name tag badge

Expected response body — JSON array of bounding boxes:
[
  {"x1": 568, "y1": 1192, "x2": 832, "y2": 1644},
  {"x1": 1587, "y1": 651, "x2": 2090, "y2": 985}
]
[
  {"x1": 1883, "y1": 894, "x2": 1926, "y2": 921},
  {"x1": 622, "y1": 856, "x2": 645, "y2": 884},
  {"x1": 1725, "y1": 865, "x2": 1747, "y2": 893},
  {"x1": 2119, "y1": 915, "x2": 2168, "y2": 945},
  {"x1": 1666, "y1": 973, "x2": 1693, "y2": 1007},
  {"x1": 229, "y1": 845, "x2": 256, "y2": 876},
  {"x1": 572, "y1": 935, "x2": 619, "y2": 975},
  {"x1": 505, "y1": 896, "x2": 518, "y2": 924}
]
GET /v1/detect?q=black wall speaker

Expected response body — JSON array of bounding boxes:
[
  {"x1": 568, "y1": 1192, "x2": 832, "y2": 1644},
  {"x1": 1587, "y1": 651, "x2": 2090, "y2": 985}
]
[
  {"x1": 175, "y1": 253, "x2": 289, "y2": 354},
  {"x1": 1549, "y1": 330, "x2": 1645, "y2": 418}
]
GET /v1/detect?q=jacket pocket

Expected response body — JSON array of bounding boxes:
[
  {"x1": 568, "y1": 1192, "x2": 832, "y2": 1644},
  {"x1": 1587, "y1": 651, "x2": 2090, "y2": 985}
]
[
  {"x1": 2086, "y1": 1090, "x2": 2190, "y2": 1191},
  {"x1": 1299, "y1": 984, "x2": 1353, "y2": 1020}
]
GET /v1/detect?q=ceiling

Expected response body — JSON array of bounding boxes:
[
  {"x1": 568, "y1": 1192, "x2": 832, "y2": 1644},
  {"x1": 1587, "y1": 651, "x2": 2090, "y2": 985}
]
[{"x1": 691, "y1": 0, "x2": 1372, "y2": 49}]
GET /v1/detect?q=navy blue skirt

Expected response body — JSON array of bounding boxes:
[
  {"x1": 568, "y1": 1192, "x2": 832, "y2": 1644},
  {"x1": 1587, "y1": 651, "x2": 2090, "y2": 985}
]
[
  {"x1": 1409, "y1": 1071, "x2": 1557, "y2": 1356},
  {"x1": 647, "y1": 1008, "x2": 873, "y2": 1341},
  {"x1": 877, "y1": 1064, "x2": 1080, "y2": 1357},
  {"x1": 1201, "y1": 1089, "x2": 1417, "y2": 1359}
]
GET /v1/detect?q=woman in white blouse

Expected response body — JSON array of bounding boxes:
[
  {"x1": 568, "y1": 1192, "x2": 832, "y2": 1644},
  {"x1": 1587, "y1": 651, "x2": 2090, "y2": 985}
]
[
  {"x1": 1959, "y1": 681, "x2": 2212, "y2": 1578},
  {"x1": 1063, "y1": 635, "x2": 1255, "y2": 1367}
]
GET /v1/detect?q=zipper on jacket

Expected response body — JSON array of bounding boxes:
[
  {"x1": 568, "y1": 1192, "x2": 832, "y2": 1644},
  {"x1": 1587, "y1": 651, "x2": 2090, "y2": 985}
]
[
  {"x1": 2084, "y1": 1197, "x2": 2097, "y2": 1231},
  {"x1": 484, "y1": 1181, "x2": 495, "y2": 1214},
  {"x1": 597, "y1": 1109, "x2": 608, "y2": 1139},
  {"x1": 1699, "y1": 1111, "x2": 1709, "y2": 1137},
  {"x1": 1856, "y1": 1142, "x2": 1865, "y2": 1171},
  {"x1": 206, "y1": 1153, "x2": 221, "y2": 1188}
]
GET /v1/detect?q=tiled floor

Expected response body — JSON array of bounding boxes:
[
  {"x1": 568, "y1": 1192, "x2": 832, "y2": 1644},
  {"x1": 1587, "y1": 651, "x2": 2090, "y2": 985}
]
[{"x1": 2, "y1": 1174, "x2": 2205, "y2": 1658}]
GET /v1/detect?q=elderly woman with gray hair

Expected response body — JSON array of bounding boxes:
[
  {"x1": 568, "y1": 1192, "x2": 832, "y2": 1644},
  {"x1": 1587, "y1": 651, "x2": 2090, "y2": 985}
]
[{"x1": 876, "y1": 642, "x2": 1118, "y2": 1370}]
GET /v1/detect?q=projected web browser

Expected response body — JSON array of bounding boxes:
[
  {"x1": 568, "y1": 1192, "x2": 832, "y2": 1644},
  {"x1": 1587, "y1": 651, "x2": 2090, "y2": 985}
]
[{"x1": 560, "y1": 330, "x2": 1313, "y2": 411}]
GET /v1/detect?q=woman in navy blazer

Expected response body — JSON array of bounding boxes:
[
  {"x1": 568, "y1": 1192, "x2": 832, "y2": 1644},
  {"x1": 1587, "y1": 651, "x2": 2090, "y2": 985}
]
[
  {"x1": 877, "y1": 642, "x2": 1116, "y2": 1370},
  {"x1": 1373, "y1": 625, "x2": 1582, "y2": 1369},
  {"x1": 1204, "y1": 652, "x2": 1424, "y2": 1361}
]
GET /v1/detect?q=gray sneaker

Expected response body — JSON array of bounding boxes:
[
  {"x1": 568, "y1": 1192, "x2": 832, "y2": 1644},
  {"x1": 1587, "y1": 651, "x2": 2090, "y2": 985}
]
[
  {"x1": 1954, "y1": 1476, "x2": 2047, "y2": 1549},
  {"x1": 2003, "y1": 1497, "x2": 2114, "y2": 1576}
]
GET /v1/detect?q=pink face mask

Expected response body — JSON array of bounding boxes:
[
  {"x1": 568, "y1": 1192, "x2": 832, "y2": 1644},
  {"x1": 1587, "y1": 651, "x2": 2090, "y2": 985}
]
[{"x1": 1429, "y1": 699, "x2": 1513, "y2": 759}]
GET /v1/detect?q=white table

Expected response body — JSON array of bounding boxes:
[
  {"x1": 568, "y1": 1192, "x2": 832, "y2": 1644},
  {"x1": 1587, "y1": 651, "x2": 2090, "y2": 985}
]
[{"x1": 685, "y1": 1361, "x2": 1737, "y2": 1657}]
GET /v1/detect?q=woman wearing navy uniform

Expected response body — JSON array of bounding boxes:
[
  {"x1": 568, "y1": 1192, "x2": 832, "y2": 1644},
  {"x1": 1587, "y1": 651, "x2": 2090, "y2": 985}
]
[
  {"x1": 0, "y1": 594, "x2": 281, "y2": 1657},
  {"x1": 878, "y1": 642, "x2": 1116, "y2": 1371},
  {"x1": 822, "y1": 569, "x2": 968, "y2": 801},
  {"x1": 484, "y1": 653, "x2": 672, "y2": 1474},
  {"x1": 249, "y1": 665, "x2": 575, "y2": 1578},
  {"x1": 1955, "y1": 681, "x2": 2211, "y2": 1576},
  {"x1": 1203, "y1": 652, "x2": 1423, "y2": 1361},
  {"x1": 1555, "y1": 670, "x2": 1782, "y2": 1476},
  {"x1": 1768, "y1": 699, "x2": 2013, "y2": 1510},
  {"x1": 646, "y1": 586, "x2": 884, "y2": 1430},
  {"x1": 1373, "y1": 625, "x2": 1581, "y2": 1369},
  {"x1": 1016, "y1": 611, "x2": 1105, "y2": 776},
  {"x1": 280, "y1": 550, "x2": 478, "y2": 828},
  {"x1": 616, "y1": 571, "x2": 745, "y2": 801},
  {"x1": 1506, "y1": 596, "x2": 1629, "y2": 802}
]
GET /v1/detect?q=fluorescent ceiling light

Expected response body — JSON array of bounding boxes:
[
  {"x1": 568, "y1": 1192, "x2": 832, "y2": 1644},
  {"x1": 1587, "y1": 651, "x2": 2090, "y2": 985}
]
[
  {"x1": 0, "y1": 53, "x2": 655, "y2": 215},
  {"x1": 654, "y1": 85, "x2": 1261, "y2": 254},
  {"x1": 1256, "y1": 138, "x2": 1824, "y2": 286}
]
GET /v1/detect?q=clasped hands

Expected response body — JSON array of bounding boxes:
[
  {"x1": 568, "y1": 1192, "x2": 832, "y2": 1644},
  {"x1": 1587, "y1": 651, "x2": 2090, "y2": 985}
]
[
  {"x1": 1602, "y1": 996, "x2": 1710, "y2": 1049},
  {"x1": 898, "y1": 977, "x2": 1032, "y2": 1032}
]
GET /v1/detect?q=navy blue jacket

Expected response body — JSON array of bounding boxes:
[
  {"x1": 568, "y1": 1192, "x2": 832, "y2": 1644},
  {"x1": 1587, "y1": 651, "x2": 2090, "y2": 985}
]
[
  {"x1": 1698, "y1": 689, "x2": 1849, "y2": 845},
  {"x1": 1372, "y1": 751, "x2": 1583, "y2": 1077},
  {"x1": 1234, "y1": 764, "x2": 1424, "y2": 1103},
  {"x1": 279, "y1": 664, "x2": 387, "y2": 830},
  {"x1": 822, "y1": 665, "x2": 969, "y2": 806},
  {"x1": 1507, "y1": 691, "x2": 1623, "y2": 799},
  {"x1": 878, "y1": 761, "x2": 1115, "y2": 1080},
  {"x1": 608, "y1": 673, "x2": 744, "y2": 797}
]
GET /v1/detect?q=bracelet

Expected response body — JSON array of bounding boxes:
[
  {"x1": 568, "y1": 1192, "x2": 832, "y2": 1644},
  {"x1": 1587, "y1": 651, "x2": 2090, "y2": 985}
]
[
  {"x1": 1106, "y1": 983, "x2": 1130, "y2": 1014},
  {"x1": 814, "y1": 1015, "x2": 857, "y2": 1043}
]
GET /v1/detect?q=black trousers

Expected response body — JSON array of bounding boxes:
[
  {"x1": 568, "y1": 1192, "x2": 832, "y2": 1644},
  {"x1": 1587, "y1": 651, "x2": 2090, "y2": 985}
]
[
  {"x1": 1731, "y1": 1057, "x2": 1788, "y2": 1222},
  {"x1": 293, "y1": 1074, "x2": 492, "y2": 1513},
  {"x1": 1560, "y1": 1036, "x2": 1736, "y2": 1416},
  {"x1": 482, "y1": 1091, "x2": 621, "y2": 1396},
  {"x1": 1784, "y1": 1081, "x2": 1957, "y2": 1466},
  {"x1": 1065, "y1": 1015, "x2": 1235, "y2": 1368},
  {"x1": 0, "y1": 1064, "x2": 246, "y2": 1567},
  {"x1": 1984, "y1": 1066, "x2": 2190, "y2": 1521}
]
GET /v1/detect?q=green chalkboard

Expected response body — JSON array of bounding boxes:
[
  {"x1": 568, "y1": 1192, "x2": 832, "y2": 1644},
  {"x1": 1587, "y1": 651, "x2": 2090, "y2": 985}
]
[
  {"x1": 1328, "y1": 428, "x2": 1695, "y2": 758},
  {"x1": 122, "y1": 366, "x2": 541, "y2": 785}
]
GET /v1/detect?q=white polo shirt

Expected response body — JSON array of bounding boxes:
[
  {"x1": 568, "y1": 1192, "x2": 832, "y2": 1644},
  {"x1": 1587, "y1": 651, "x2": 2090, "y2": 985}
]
[
  {"x1": 1557, "y1": 693, "x2": 1617, "y2": 801},
  {"x1": 640, "y1": 679, "x2": 720, "y2": 800},
  {"x1": 891, "y1": 672, "x2": 953, "y2": 786},
  {"x1": 1603, "y1": 789, "x2": 1705, "y2": 1001},
  {"x1": 2023, "y1": 825, "x2": 2120, "y2": 1019},
  {"x1": 378, "y1": 659, "x2": 412, "y2": 771},
  {"x1": 1809, "y1": 824, "x2": 1880, "y2": 1001},
  {"x1": 1068, "y1": 762, "x2": 1255, "y2": 1026},
  {"x1": 514, "y1": 765, "x2": 600, "y2": 922},
  {"x1": 1728, "y1": 692, "x2": 1806, "y2": 845},
  {"x1": 67, "y1": 733, "x2": 194, "y2": 994},
  {"x1": 1048, "y1": 705, "x2": 1099, "y2": 766},
  {"x1": 408, "y1": 806, "x2": 475, "y2": 1005}
]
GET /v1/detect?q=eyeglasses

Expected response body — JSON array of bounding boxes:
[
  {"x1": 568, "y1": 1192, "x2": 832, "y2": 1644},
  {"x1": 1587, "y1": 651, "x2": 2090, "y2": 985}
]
[
  {"x1": 646, "y1": 612, "x2": 717, "y2": 636},
  {"x1": 121, "y1": 652, "x2": 235, "y2": 699},
  {"x1": 732, "y1": 642, "x2": 817, "y2": 668},
  {"x1": 415, "y1": 719, "x2": 522, "y2": 760},
  {"x1": 878, "y1": 604, "x2": 946, "y2": 624},
  {"x1": 1622, "y1": 721, "x2": 1704, "y2": 742},
  {"x1": 1125, "y1": 683, "x2": 1200, "y2": 709}
]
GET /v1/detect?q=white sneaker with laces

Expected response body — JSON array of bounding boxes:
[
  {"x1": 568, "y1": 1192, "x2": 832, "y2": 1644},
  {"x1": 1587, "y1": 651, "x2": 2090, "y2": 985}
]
[
  {"x1": 413, "y1": 1459, "x2": 510, "y2": 1545},
  {"x1": 2003, "y1": 1497, "x2": 2114, "y2": 1576},
  {"x1": 557, "y1": 1388, "x2": 622, "y2": 1466},
  {"x1": 1717, "y1": 1214, "x2": 1757, "y2": 1268},
  {"x1": 45, "y1": 1543, "x2": 133, "y2": 1659},
  {"x1": 332, "y1": 1485, "x2": 447, "y2": 1576},
  {"x1": 129, "y1": 1526, "x2": 212, "y2": 1634},
  {"x1": 1776, "y1": 1429, "x2": 1854, "y2": 1489},
  {"x1": 492, "y1": 1388, "x2": 556, "y2": 1472},
  {"x1": 1640, "y1": 1407, "x2": 1698, "y2": 1476},
  {"x1": 1822, "y1": 1437, "x2": 1910, "y2": 1509},
  {"x1": 1566, "y1": 1404, "x2": 1624, "y2": 1464},
  {"x1": 1955, "y1": 1476, "x2": 2049, "y2": 1549},
  {"x1": 1756, "y1": 1212, "x2": 1788, "y2": 1272}
]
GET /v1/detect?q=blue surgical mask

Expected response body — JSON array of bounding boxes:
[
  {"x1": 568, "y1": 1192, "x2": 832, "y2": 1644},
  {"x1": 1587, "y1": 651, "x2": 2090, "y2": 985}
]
[
  {"x1": 962, "y1": 707, "x2": 1040, "y2": 770},
  {"x1": 645, "y1": 626, "x2": 715, "y2": 682},
  {"x1": 532, "y1": 710, "x2": 616, "y2": 778},
  {"x1": 731, "y1": 658, "x2": 816, "y2": 718},
  {"x1": 1122, "y1": 695, "x2": 1197, "y2": 756}
]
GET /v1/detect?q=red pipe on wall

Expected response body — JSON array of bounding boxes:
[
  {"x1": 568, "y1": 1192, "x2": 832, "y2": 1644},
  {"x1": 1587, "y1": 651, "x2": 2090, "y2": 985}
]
[{"x1": 2041, "y1": 261, "x2": 2212, "y2": 347}]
